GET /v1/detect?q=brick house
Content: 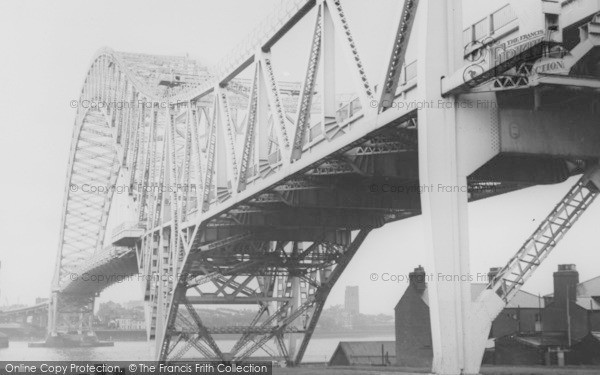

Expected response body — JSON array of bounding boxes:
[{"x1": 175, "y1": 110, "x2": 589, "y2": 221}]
[
  {"x1": 494, "y1": 264, "x2": 600, "y2": 365},
  {"x1": 394, "y1": 264, "x2": 600, "y2": 367},
  {"x1": 395, "y1": 265, "x2": 545, "y2": 367}
]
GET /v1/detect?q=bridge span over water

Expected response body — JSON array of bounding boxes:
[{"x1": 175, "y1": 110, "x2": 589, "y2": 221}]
[{"x1": 4, "y1": 0, "x2": 600, "y2": 373}]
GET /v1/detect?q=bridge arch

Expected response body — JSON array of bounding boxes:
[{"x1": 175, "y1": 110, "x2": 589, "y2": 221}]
[
  {"x1": 55, "y1": 108, "x2": 119, "y2": 288},
  {"x1": 51, "y1": 49, "x2": 152, "y2": 334}
]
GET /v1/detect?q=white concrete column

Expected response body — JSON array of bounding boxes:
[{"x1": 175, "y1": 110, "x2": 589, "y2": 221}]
[
  {"x1": 417, "y1": 1, "x2": 506, "y2": 374},
  {"x1": 417, "y1": 0, "x2": 475, "y2": 374}
]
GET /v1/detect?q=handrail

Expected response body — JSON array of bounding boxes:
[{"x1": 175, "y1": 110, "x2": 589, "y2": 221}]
[
  {"x1": 491, "y1": 4, "x2": 517, "y2": 32},
  {"x1": 463, "y1": 4, "x2": 517, "y2": 46}
]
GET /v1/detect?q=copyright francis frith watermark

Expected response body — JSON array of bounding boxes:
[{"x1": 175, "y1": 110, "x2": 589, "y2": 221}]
[
  {"x1": 367, "y1": 183, "x2": 499, "y2": 195},
  {"x1": 462, "y1": 29, "x2": 557, "y2": 85},
  {"x1": 369, "y1": 272, "x2": 491, "y2": 283}
]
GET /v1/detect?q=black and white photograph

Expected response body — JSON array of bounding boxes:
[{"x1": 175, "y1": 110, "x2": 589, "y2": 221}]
[{"x1": 1, "y1": 0, "x2": 600, "y2": 374}]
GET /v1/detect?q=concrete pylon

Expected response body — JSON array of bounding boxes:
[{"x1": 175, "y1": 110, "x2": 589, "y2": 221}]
[{"x1": 417, "y1": 1, "x2": 504, "y2": 374}]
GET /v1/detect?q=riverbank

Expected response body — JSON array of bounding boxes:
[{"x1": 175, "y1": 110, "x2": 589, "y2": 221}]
[{"x1": 3, "y1": 329, "x2": 392, "y2": 342}]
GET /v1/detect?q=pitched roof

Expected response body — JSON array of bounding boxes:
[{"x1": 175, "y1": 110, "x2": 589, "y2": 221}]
[
  {"x1": 330, "y1": 341, "x2": 396, "y2": 365},
  {"x1": 575, "y1": 297, "x2": 600, "y2": 311},
  {"x1": 513, "y1": 332, "x2": 568, "y2": 348},
  {"x1": 577, "y1": 275, "x2": 600, "y2": 297},
  {"x1": 506, "y1": 289, "x2": 545, "y2": 309},
  {"x1": 416, "y1": 283, "x2": 543, "y2": 308},
  {"x1": 546, "y1": 275, "x2": 600, "y2": 299},
  {"x1": 498, "y1": 332, "x2": 569, "y2": 348}
]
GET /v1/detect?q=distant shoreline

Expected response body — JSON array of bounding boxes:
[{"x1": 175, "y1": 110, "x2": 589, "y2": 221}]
[{"x1": 2, "y1": 328, "x2": 395, "y2": 342}]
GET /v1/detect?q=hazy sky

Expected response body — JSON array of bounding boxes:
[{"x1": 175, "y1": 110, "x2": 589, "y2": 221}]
[{"x1": 2, "y1": 0, "x2": 598, "y2": 316}]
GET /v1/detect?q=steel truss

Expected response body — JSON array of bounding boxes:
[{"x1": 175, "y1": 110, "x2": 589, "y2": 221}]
[
  {"x1": 41, "y1": 0, "x2": 600, "y2": 372},
  {"x1": 49, "y1": 0, "x2": 510, "y2": 364},
  {"x1": 158, "y1": 230, "x2": 369, "y2": 364},
  {"x1": 489, "y1": 166, "x2": 600, "y2": 301}
]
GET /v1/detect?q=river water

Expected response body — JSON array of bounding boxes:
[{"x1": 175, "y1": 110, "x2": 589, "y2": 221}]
[{"x1": 0, "y1": 334, "x2": 394, "y2": 362}]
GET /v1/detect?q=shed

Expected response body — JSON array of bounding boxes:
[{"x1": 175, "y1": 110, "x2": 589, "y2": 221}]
[{"x1": 329, "y1": 341, "x2": 395, "y2": 366}]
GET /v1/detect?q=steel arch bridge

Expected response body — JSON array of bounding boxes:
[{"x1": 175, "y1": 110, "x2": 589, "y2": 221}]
[{"x1": 46, "y1": 0, "x2": 600, "y2": 373}]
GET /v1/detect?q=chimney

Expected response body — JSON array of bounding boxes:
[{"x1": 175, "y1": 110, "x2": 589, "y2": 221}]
[
  {"x1": 409, "y1": 265, "x2": 427, "y2": 292},
  {"x1": 488, "y1": 267, "x2": 502, "y2": 284},
  {"x1": 553, "y1": 264, "x2": 579, "y2": 304}
]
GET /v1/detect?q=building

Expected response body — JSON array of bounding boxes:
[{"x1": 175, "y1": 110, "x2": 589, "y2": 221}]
[
  {"x1": 542, "y1": 265, "x2": 600, "y2": 340},
  {"x1": 394, "y1": 266, "x2": 547, "y2": 368},
  {"x1": 329, "y1": 341, "x2": 395, "y2": 366},
  {"x1": 344, "y1": 286, "x2": 360, "y2": 316},
  {"x1": 495, "y1": 332, "x2": 573, "y2": 366},
  {"x1": 494, "y1": 264, "x2": 600, "y2": 365},
  {"x1": 489, "y1": 268, "x2": 545, "y2": 338},
  {"x1": 122, "y1": 300, "x2": 144, "y2": 310},
  {"x1": 114, "y1": 318, "x2": 145, "y2": 330},
  {"x1": 572, "y1": 332, "x2": 600, "y2": 365},
  {"x1": 395, "y1": 264, "x2": 600, "y2": 367}
]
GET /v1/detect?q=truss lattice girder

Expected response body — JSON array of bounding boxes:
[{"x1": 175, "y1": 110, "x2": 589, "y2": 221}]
[
  {"x1": 488, "y1": 167, "x2": 600, "y2": 302},
  {"x1": 378, "y1": 0, "x2": 419, "y2": 111},
  {"x1": 53, "y1": 0, "x2": 425, "y2": 359},
  {"x1": 52, "y1": 49, "x2": 182, "y2": 334},
  {"x1": 159, "y1": 231, "x2": 369, "y2": 364},
  {"x1": 449, "y1": 167, "x2": 600, "y2": 374}
]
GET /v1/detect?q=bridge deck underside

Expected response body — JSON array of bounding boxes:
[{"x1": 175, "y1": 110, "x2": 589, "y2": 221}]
[
  {"x1": 186, "y1": 114, "x2": 585, "y2": 246},
  {"x1": 61, "y1": 250, "x2": 138, "y2": 295},
  {"x1": 157, "y1": 105, "x2": 587, "y2": 362}
]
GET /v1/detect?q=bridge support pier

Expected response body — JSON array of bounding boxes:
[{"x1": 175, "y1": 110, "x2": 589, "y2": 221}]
[
  {"x1": 418, "y1": 0, "x2": 505, "y2": 374},
  {"x1": 39, "y1": 292, "x2": 111, "y2": 348},
  {"x1": 48, "y1": 292, "x2": 95, "y2": 336}
]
